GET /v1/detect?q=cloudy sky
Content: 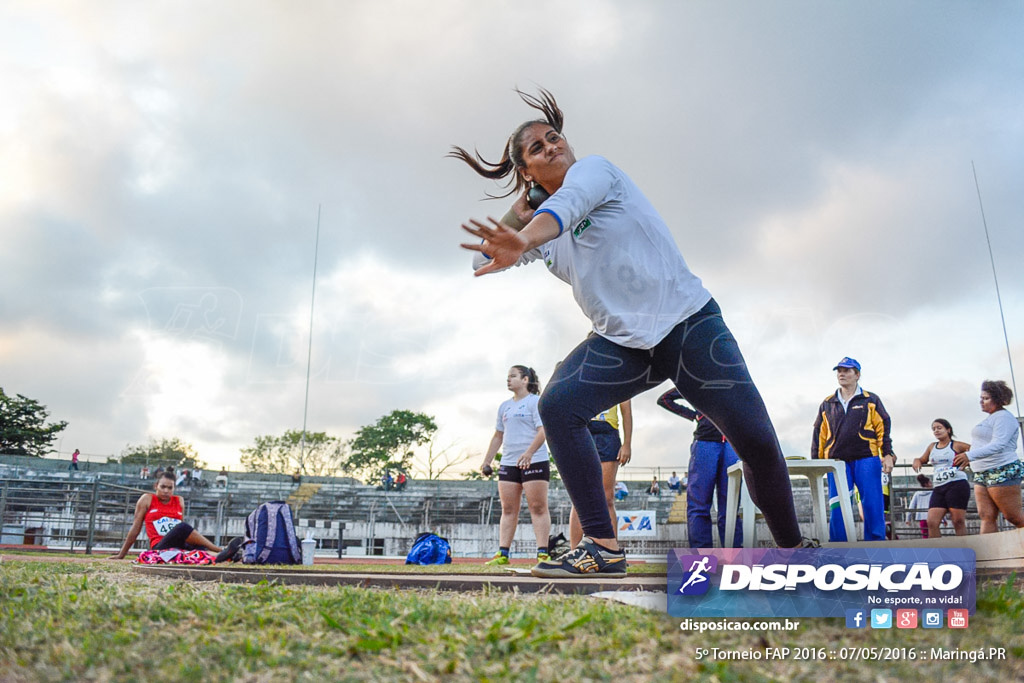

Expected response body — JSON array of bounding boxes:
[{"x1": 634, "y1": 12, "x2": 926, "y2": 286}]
[{"x1": 2, "y1": 1, "x2": 1022, "y2": 476}]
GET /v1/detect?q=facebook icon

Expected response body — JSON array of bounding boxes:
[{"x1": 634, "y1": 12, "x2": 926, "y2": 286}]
[{"x1": 845, "y1": 609, "x2": 866, "y2": 629}]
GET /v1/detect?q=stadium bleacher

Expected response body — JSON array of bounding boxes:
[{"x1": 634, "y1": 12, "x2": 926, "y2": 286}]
[{"x1": 2, "y1": 455, "x2": 1001, "y2": 556}]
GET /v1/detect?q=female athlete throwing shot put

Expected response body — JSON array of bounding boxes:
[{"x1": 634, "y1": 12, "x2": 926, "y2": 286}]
[{"x1": 452, "y1": 88, "x2": 809, "y2": 578}]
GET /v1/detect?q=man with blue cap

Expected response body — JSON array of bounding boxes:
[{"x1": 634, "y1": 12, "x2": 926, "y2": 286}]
[{"x1": 811, "y1": 357, "x2": 896, "y2": 541}]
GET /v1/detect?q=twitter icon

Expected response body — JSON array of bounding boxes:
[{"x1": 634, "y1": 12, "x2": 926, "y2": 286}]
[{"x1": 870, "y1": 609, "x2": 892, "y2": 629}]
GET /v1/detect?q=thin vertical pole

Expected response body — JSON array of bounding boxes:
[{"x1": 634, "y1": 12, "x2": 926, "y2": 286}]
[
  {"x1": 85, "y1": 480, "x2": 99, "y2": 554},
  {"x1": 972, "y1": 163, "x2": 1022, "y2": 442},
  {"x1": 300, "y1": 205, "x2": 322, "y2": 474}
]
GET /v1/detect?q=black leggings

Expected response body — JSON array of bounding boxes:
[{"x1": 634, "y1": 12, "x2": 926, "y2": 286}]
[
  {"x1": 539, "y1": 298, "x2": 801, "y2": 547},
  {"x1": 152, "y1": 522, "x2": 199, "y2": 551}
]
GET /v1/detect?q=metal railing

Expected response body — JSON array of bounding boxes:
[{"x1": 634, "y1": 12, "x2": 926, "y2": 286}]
[
  {"x1": 0, "y1": 478, "x2": 148, "y2": 554},
  {"x1": 17, "y1": 466, "x2": 1010, "y2": 555},
  {"x1": 885, "y1": 464, "x2": 1018, "y2": 539},
  {"x1": 0, "y1": 472, "x2": 688, "y2": 555}
]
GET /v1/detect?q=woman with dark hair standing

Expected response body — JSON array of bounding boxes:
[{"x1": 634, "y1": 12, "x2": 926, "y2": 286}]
[
  {"x1": 913, "y1": 419, "x2": 971, "y2": 537},
  {"x1": 479, "y1": 365, "x2": 551, "y2": 565},
  {"x1": 954, "y1": 380, "x2": 1024, "y2": 533},
  {"x1": 110, "y1": 472, "x2": 243, "y2": 561},
  {"x1": 453, "y1": 89, "x2": 807, "y2": 578}
]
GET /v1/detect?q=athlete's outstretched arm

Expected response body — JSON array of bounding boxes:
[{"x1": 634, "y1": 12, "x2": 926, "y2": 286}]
[
  {"x1": 461, "y1": 212, "x2": 561, "y2": 276},
  {"x1": 110, "y1": 494, "x2": 151, "y2": 559}
]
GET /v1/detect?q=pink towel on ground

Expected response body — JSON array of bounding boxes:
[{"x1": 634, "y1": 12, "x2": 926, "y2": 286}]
[{"x1": 137, "y1": 549, "x2": 217, "y2": 565}]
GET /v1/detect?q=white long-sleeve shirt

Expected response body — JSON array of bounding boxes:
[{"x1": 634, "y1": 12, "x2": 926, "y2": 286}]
[
  {"x1": 906, "y1": 491, "x2": 932, "y2": 521},
  {"x1": 968, "y1": 409, "x2": 1021, "y2": 473},
  {"x1": 474, "y1": 156, "x2": 711, "y2": 350}
]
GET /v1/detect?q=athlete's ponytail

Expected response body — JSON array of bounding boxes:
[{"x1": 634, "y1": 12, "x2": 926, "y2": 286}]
[
  {"x1": 512, "y1": 365, "x2": 541, "y2": 395},
  {"x1": 448, "y1": 88, "x2": 564, "y2": 200}
]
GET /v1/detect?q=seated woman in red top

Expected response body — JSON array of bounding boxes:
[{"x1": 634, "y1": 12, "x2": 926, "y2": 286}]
[{"x1": 110, "y1": 472, "x2": 241, "y2": 562}]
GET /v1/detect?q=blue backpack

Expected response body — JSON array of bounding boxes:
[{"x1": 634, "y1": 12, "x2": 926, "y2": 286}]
[
  {"x1": 242, "y1": 501, "x2": 302, "y2": 565},
  {"x1": 405, "y1": 532, "x2": 452, "y2": 565}
]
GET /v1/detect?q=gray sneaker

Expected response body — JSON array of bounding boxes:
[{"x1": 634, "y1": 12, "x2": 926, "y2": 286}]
[{"x1": 530, "y1": 537, "x2": 627, "y2": 579}]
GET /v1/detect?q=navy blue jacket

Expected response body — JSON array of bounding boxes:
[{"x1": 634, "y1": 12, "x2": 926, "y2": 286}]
[{"x1": 811, "y1": 389, "x2": 894, "y2": 462}]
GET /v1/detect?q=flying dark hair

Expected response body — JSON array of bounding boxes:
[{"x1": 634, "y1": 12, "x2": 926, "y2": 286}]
[
  {"x1": 447, "y1": 87, "x2": 565, "y2": 199},
  {"x1": 511, "y1": 365, "x2": 541, "y2": 395},
  {"x1": 981, "y1": 379, "x2": 1013, "y2": 407},
  {"x1": 931, "y1": 418, "x2": 955, "y2": 438}
]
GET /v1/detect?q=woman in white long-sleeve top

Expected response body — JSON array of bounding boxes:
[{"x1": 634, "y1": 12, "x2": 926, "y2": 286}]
[
  {"x1": 954, "y1": 380, "x2": 1024, "y2": 533},
  {"x1": 452, "y1": 88, "x2": 807, "y2": 578}
]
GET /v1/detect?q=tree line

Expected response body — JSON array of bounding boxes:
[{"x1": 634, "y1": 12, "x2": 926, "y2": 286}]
[{"x1": 0, "y1": 386, "x2": 468, "y2": 483}]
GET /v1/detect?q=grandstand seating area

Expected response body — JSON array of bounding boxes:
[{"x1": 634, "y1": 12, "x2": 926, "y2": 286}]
[
  {"x1": 1, "y1": 454, "x2": 681, "y2": 554},
  {"x1": 4, "y1": 454, "x2": 1005, "y2": 555},
  {"x1": 173, "y1": 477, "x2": 680, "y2": 530}
]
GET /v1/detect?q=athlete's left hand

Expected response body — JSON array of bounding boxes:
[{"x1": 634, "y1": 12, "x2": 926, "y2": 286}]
[
  {"x1": 617, "y1": 444, "x2": 632, "y2": 466},
  {"x1": 881, "y1": 454, "x2": 895, "y2": 474},
  {"x1": 516, "y1": 454, "x2": 533, "y2": 469},
  {"x1": 461, "y1": 218, "x2": 528, "y2": 276}
]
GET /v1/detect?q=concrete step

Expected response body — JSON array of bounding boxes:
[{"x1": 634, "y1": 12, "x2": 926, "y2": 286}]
[
  {"x1": 667, "y1": 493, "x2": 687, "y2": 523},
  {"x1": 287, "y1": 483, "x2": 322, "y2": 512}
]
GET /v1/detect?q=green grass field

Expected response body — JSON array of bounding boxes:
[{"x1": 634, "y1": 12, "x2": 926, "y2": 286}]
[{"x1": 1, "y1": 556, "x2": 1021, "y2": 682}]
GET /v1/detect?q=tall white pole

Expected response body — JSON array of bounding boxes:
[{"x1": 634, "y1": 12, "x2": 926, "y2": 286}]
[
  {"x1": 972, "y1": 163, "x2": 1023, "y2": 442},
  {"x1": 300, "y1": 205, "x2": 322, "y2": 473}
]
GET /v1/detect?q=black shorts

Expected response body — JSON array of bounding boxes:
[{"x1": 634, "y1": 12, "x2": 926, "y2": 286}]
[
  {"x1": 929, "y1": 479, "x2": 970, "y2": 511},
  {"x1": 498, "y1": 461, "x2": 551, "y2": 484},
  {"x1": 588, "y1": 420, "x2": 622, "y2": 463},
  {"x1": 152, "y1": 521, "x2": 199, "y2": 550}
]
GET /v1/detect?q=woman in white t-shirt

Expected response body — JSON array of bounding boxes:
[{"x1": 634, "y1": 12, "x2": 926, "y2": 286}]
[
  {"x1": 905, "y1": 474, "x2": 934, "y2": 538},
  {"x1": 953, "y1": 380, "x2": 1024, "y2": 533},
  {"x1": 479, "y1": 365, "x2": 551, "y2": 565},
  {"x1": 453, "y1": 89, "x2": 806, "y2": 578},
  {"x1": 913, "y1": 418, "x2": 971, "y2": 537}
]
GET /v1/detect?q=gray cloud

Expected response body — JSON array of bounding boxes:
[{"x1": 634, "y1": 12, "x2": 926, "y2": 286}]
[{"x1": 2, "y1": 1, "x2": 1021, "y2": 469}]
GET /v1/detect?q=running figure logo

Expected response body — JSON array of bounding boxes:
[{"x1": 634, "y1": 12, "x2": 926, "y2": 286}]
[{"x1": 676, "y1": 554, "x2": 718, "y2": 596}]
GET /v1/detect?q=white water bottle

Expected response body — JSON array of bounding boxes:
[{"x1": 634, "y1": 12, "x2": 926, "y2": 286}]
[{"x1": 301, "y1": 533, "x2": 316, "y2": 566}]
